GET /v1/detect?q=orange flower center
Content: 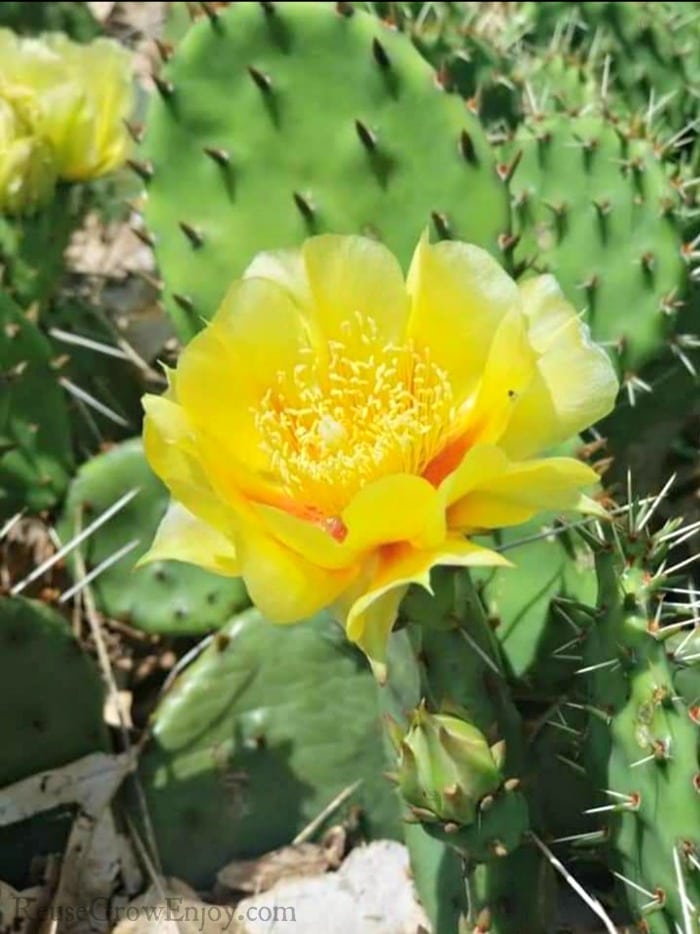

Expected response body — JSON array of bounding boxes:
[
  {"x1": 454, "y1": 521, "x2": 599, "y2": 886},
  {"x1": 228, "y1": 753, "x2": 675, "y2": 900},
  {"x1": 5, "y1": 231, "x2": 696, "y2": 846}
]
[{"x1": 254, "y1": 313, "x2": 456, "y2": 514}]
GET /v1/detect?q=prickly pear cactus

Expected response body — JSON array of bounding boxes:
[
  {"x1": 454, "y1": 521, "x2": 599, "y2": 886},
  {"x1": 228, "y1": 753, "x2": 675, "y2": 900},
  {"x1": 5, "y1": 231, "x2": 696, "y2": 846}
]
[
  {"x1": 669, "y1": 629, "x2": 700, "y2": 712},
  {"x1": 575, "y1": 513, "x2": 700, "y2": 932},
  {"x1": 0, "y1": 2, "x2": 100, "y2": 40},
  {"x1": 507, "y1": 111, "x2": 688, "y2": 372},
  {"x1": 0, "y1": 188, "x2": 79, "y2": 309},
  {"x1": 521, "y1": 2, "x2": 700, "y2": 129},
  {"x1": 472, "y1": 514, "x2": 602, "y2": 841},
  {"x1": 140, "y1": 0, "x2": 510, "y2": 340},
  {"x1": 475, "y1": 517, "x2": 597, "y2": 688},
  {"x1": 404, "y1": 822, "x2": 554, "y2": 934},
  {"x1": 0, "y1": 596, "x2": 108, "y2": 787},
  {"x1": 57, "y1": 438, "x2": 250, "y2": 635},
  {"x1": 0, "y1": 291, "x2": 73, "y2": 519},
  {"x1": 138, "y1": 608, "x2": 401, "y2": 886},
  {"x1": 0, "y1": 595, "x2": 108, "y2": 887},
  {"x1": 402, "y1": 824, "x2": 469, "y2": 934},
  {"x1": 45, "y1": 296, "x2": 147, "y2": 448},
  {"x1": 396, "y1": 569, "x2": 553, "y2": 932}
]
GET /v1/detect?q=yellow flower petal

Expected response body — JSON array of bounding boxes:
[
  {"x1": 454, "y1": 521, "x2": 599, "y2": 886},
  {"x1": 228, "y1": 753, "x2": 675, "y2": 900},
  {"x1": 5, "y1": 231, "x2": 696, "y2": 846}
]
[
  {"x1": 140, "y1": 502, "x2": 240, "y2": 576},
  {"x1": 1, "y1": 31, "x2": 133, "y2": 181},
  {"x1": 345, "y1": 586, "x2": 409, "y2": 684},
  {"x1": 344, "y1": 537, "x2": 511, "y2": 681},
  {"x1": 439, "y1": 444, "x2": 509, "y2": 507},
  {"x1": 143, "y1": 394, "x2": 262, "y2": 543},
  {"x1": 244, "y1": 247, "x2": 313, "y2": 309},
  {"x1": 448, "y1": 457, "x2": 599, "y2": 530},
  {"x1": 343, "y1": 474, "x2": 446, "y2": 551},
  {"x1": 302, "y1": 234, "x2": 409, "y2": 351},
  {"x1": 500, "y1": 276, "x2": 619, "y2": 458},
  {"x1": 174, "y1": 276, "x2": 310, "y2": 476},
  {"x1": 44, "y1": 35, "x2": 133, "y2": 180},
  {"x1": 237, "y1": 525, "x2": 356, "y2": 623},
  {"x1": 459, "y1": 307, "x2": 536, "y2": 446},
  {"x1": 0, "y1": 91, "x2": 56, "y2": 213},
  {"x1": 142, "y1": 395, "x2": 227, "y2": 530},
  {"x1": 407, "y1": 232, "x2": 520, "y2": 402},
  {"x1": 251, "y1": 503, "x2": 357, "y2": 570},
  {"x1": 252, "y1": 473, "x2": 445, "y2": 569}
]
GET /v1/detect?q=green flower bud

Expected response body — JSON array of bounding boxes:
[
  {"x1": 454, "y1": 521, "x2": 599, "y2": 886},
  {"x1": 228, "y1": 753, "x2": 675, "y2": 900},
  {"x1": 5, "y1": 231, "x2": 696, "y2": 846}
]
[{"x1": 395, "y1": 703, "x2": 506, "y2": 825}]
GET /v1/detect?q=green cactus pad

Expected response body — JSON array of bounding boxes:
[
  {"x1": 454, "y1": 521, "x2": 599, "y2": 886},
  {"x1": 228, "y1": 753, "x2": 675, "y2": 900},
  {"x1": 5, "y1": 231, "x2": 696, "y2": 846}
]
[
  {"x1": 475, "y1": 518, "x2": 600, "y2": 839},
  {"x1": 0, "y1": 595, "x2": 108, "y2": 787},
  {"x1": 578, "y1": 531, "x2": 700, "y2": 932},
  {"x1": 0, "y1": 291, "x2": 73, "y2": 519},
  {"x1": 507, "y1": 112, "x2": 687, "y2": 371},
  {"x1": 404, "y1": 822, "x2": 552, "y2": 934},
  {"x1": 46, "y1": 296, "x2": 147, "y2": 449},
  {"x1": 141, "y1": 0, "x2": 509, "y2": 340},
  {"x1": 425, "y1": 789, "x2": 529, "y2": 863},
  {"x1": 521, "y1": 2, "x2": 700, "y2": 130},
  {"x1": 57, "y1": 438, "x2": 249, "y2": 635},
  {"x1": 138, "y1": 608, "x2": 401, "y2": 887},
  {"x1": 0, "y1": 2, "x2": 100, "y2": 40},
  {"x1": 0, "y1": 595, "x2": 108, "y2": 888},
  {"x1": 0, "y1": 186, "x2": 84, "y2": 311},
  {"x1": 475, "y1": 519, "x2": 597, "y2": 686}
]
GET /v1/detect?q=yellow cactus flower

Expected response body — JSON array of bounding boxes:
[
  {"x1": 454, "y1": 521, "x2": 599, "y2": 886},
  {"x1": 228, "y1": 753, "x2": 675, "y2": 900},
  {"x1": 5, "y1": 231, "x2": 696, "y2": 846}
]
[
  {"x1": 0, "y1": 88, "x2": 56, "y2": 213},
  {"x1": 0, "y1": 29, "x2": 132, "y2": 182},
  {"x1": 142, "y1": 234, "x2": 618, "y2": 681}
]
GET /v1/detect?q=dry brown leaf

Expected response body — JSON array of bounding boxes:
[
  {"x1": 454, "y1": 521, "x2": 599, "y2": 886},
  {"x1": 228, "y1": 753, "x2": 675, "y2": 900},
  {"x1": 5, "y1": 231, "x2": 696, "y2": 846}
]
[
  {"x1": 215, "y1": 826, "x2": 346, "y2": 896},
  {"x1": 0, "y1": 752, "x2": 135, "y2": 826},
  {"x1": 216, "y1": 843, "x2": 330, "y2": 897}
]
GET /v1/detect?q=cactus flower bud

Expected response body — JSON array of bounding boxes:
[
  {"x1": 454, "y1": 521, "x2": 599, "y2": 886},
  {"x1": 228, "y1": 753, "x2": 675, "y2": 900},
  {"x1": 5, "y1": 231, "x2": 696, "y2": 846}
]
[{"x1": 396, "y1": 703, "x2": 506, "y2": 825}]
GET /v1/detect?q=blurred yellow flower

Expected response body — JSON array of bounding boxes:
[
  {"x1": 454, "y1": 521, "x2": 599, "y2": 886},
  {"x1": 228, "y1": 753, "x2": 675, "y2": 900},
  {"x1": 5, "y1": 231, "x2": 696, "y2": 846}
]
[
  {"x1": 0, "y1": 88, "x2": 55, "y2": 213},
  {"x1": 0, "y1": 29, "x2": 132, "y2": 184},
  {"x1": 142, "y1": 234, "x2": 618, "y2": 680}
]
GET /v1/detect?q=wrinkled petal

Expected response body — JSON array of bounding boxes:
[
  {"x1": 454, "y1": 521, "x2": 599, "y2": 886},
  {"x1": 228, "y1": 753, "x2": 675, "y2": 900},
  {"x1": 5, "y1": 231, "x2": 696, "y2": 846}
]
[
  {"x1": 140, "y1": 502, "x2": 240, "y2": 576},
  {"x1": 302, "y1": 234, "x2": 409, "y2": 351},
  {"x1": 407, "y1": 232, "x2": 521, "y2": 402},
  {"x1": 344, "y1": 537, "x2": 511, "y2": 681},
  {"x1": 501, "y1": 276, "x2": 619, "y2": 458},
  {"x1": 237, "y1": 525, "x2": 356, "y2": 623},
  {"x1": 448, "y1": 457, "x2": 599, "y2": 530}
]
